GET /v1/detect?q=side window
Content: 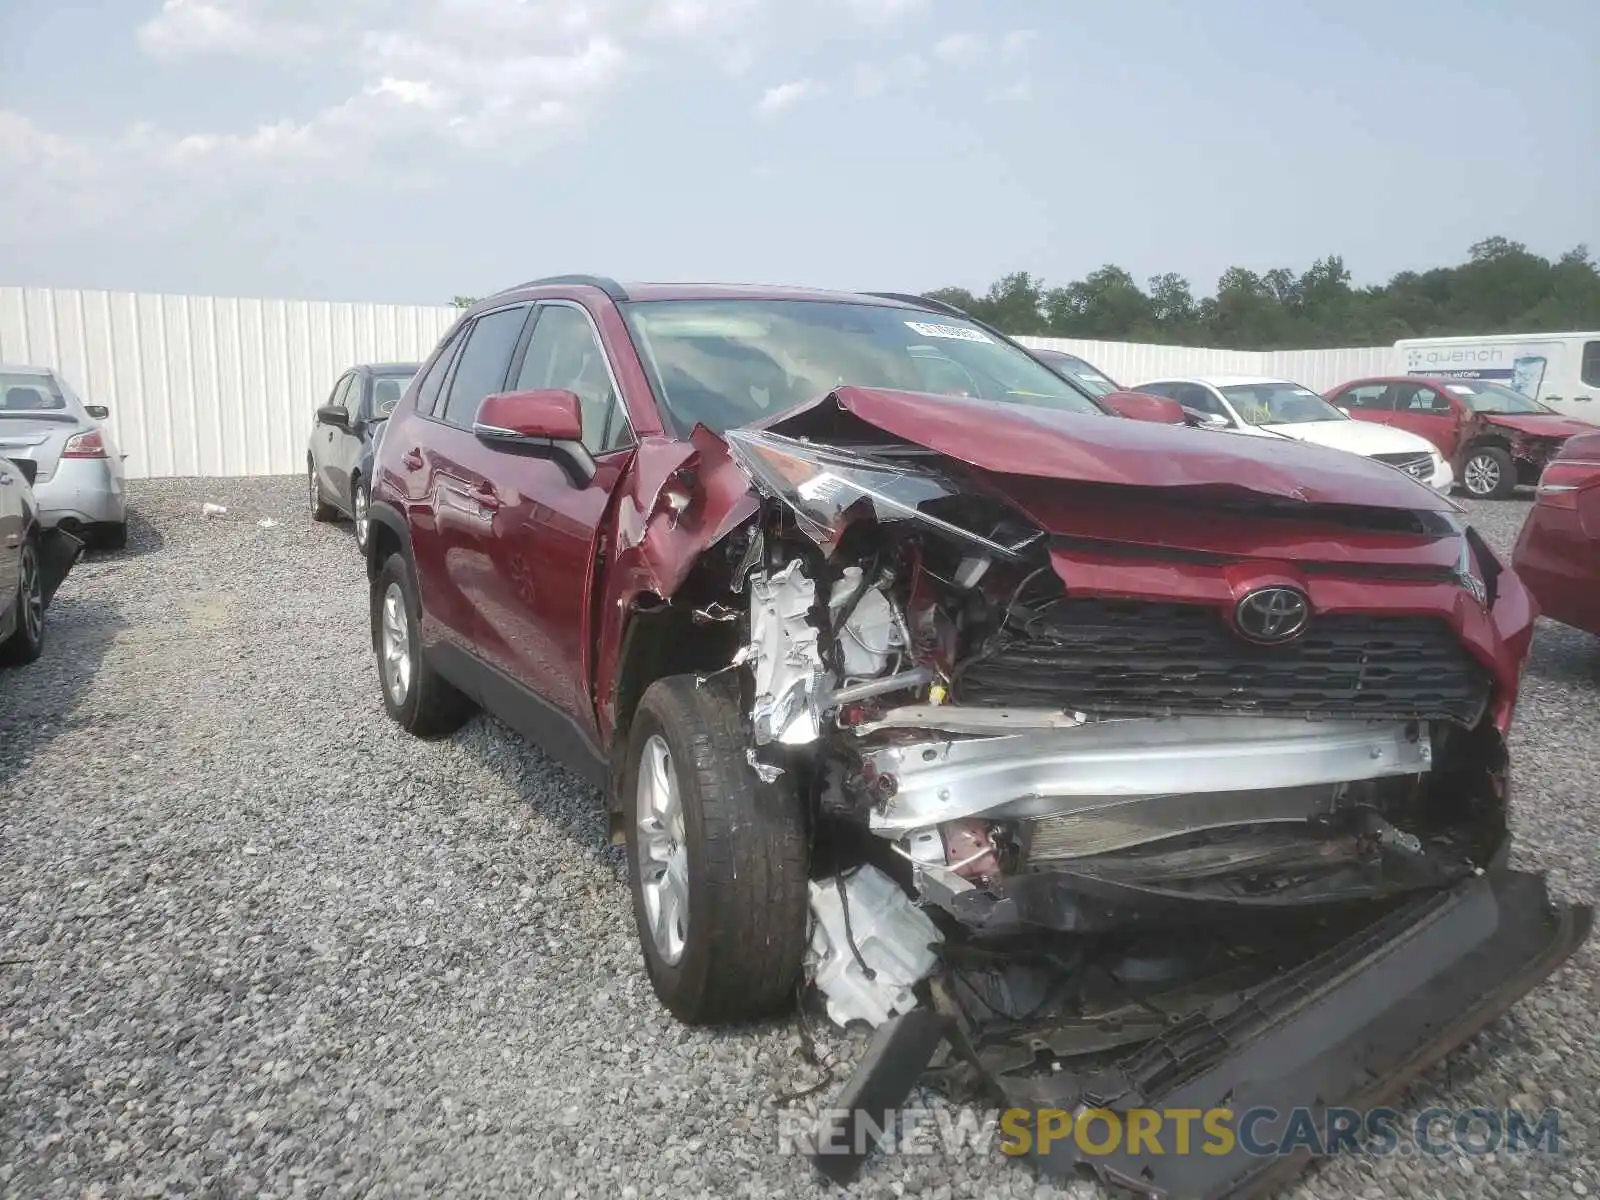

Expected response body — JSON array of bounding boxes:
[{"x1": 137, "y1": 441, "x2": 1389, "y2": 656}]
[
  {"x1": 341, "y1": 374, "x2": 365, "y2": 416},
  {"x1": 1134, "y1": 382, "x2": 1175, "y2": 399},
  {"x1": 440, "y1": 306, "x2": 531, "y2": 428},
  {"x1": 1175, "y1": 384, "x2": 1229, "y2": 419},
  {"x1": 1395, "y1": 384, "x2": 1451, "y2": 414},
  {"x1": 513, "y1": 305, "x2": 634, "y2": 454},
  {"x1": 415, "y1": 332, "x2": 462, "y2": 417},
  {"x1": 328, "y1": 374, "x2": 355, "y2": 411},
  {"x1": 1582, "y1": 341, "x2": 1600, "y2": 388},
  {"x1": 1341, "y1": 384, "x2": 1394, "y2": 411}
]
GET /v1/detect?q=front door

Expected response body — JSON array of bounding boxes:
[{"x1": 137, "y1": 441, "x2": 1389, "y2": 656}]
[
  {"x1": 476, "y1": 301, "x2": 637, "y2": 730},
  {"x1": 326, "y1": 372, "x2": 366, "y2": 506},
  {"x1": 413, "y1": 304, "x2": 532, "y2": 654},
  {"x1": 1387, "y1": 382, "x2": 1462, "y2": 457},
  {"x1": 316, "y1": 373, "x2": 355, "y2": 499}
]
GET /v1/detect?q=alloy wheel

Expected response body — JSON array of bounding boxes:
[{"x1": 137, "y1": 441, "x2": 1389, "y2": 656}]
[
  {"x1": 380, "y1": 581, "x2": 412, "y2": 705},
  {"x1": 636, "y1": 733, "x2": 689, "y2": 966},
  {"x1": 1464, "y1": 453, "x2": 1500, "y2": 497},
  {"x1": 19, "y1": 543, "x2": 42, "y2": 644},
  {"x1": 354, "y1": 485, "x2": 369, "y2": 550}
]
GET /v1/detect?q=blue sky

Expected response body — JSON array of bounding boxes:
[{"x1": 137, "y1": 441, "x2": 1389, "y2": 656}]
[{"x1": 1, "y1": 0, "x2": 1596, "y2": 306}]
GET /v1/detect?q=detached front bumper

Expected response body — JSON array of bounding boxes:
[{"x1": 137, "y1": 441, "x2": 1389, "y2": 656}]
[
  {"x1": 813, "y1": 868, "x2": 1592, "y2": 1198},
  {"x1": 34, "y1": 456, "x2": 127, "y2": 528}
]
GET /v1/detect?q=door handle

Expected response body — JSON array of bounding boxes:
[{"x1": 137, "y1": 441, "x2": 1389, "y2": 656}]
[
  {"x1": 401, "y1": 447, "x2": 424, "y2": 471},
  {"x1": 1545, "y1": 396, "x2": 1564, "y2": 403}
]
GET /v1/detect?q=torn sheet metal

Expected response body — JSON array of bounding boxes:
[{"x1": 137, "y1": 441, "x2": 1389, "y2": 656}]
[
  {"x1": 865, "y1": 716, "x2": 1431, "y2": 833},
  {"x1": 807, "y1": 865, "x2": 942, "y2": 1029}
]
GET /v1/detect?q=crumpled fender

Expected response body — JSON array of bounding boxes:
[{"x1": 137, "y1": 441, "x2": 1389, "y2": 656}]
[{"x1": 592, "y1": 427, "x2": 757, "y2": 743}]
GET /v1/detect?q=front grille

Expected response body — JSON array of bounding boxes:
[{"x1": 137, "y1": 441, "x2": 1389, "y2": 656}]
[
  {"x1": 1372, "y1": 451, "x2": 1434, "y2": 480},
  {"x1": 954, "y1": 598, "x2": 1491, "y2": 724}
]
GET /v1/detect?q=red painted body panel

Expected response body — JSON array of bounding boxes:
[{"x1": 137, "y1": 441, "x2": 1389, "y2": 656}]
[
  {"x1": 775, "y1": 385, "x2": 1460, "y2": 511},
  {"x1": 1099, "y1": 390, "x2": 1187, "y2": 424},
  {"x1": 1512, "y1": 432, "x2": 1600, "y2": 637}
]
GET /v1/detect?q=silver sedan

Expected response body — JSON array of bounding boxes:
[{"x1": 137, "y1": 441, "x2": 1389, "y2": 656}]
[{"x1": 0, "y1": 364, "x2": 129, "y2": 550}]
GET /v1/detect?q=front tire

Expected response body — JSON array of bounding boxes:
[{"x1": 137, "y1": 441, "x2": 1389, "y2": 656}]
[
  {"x1": 622, "y1": 673, "x2": 809, "y2": 1024},
  {"x1": 371, "y1": 552, "x2": 474, "y2": 737},
  {"x1": 0, "y1": 536, "x2": 46, "y2": 667},
  {"x1": 1462, "y1": 446, "x2": 1516, "y2": 499},
  {"x1": 352, "y1": 477, "x2": 371, "y2": 553},
  {"x1": 91, "y1": 521, "x2": 128, "y2": 552}
]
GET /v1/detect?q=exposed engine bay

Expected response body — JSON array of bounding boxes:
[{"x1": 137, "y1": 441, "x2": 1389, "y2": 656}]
[
  {"x1": 619, "y1": 386, "x2": 1590, "y2": 1197},
  {"x1": 718, "y1": 423, "x2": 1510, "y2": 948}
]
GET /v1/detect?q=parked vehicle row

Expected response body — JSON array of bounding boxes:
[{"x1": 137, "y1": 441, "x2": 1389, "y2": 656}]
[
  {"x1": 0, "y1": 364, "x2": 129, "y2": 549},
  {"x1": 296, "y1": 275, "x2": 1588, "y2": 1196},
  {"x1": 0, "y1": 454, "x2": 83, "y2": 667},
  {"x1": 307, "y1": 361, "x2": 420, "y2": 553}
]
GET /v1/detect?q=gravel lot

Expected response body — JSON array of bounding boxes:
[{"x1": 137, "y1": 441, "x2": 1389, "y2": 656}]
[{"x1": 2, "y1": 476, "x2": 1596, "y2": 1200}]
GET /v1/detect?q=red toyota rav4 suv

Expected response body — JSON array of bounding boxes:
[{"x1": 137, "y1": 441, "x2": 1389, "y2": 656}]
[{"x1": 363, "y1": 280, "x2": 1581, "y2": 1137}]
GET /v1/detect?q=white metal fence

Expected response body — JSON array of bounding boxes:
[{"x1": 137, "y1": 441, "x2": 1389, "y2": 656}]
[
  {"x1": 0, "y1": 287, "x2": 458, "y2": 478},
  {"x1": 2, "y1": 286, "x2": 1403, "y2": 480},
  {"x1": 1014, "y1": 336, "x2": 1399, "y2": 394}
]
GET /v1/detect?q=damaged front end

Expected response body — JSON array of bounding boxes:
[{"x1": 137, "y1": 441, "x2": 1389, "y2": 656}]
[{"x1": 687, "y1": 389, "x2": 1591, "y2": 1195}]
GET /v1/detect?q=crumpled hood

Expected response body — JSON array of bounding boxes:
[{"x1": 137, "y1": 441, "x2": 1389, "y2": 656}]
[
  {"x1": 1480, "y1": 412, "x2": 1598, "y2": 439},
  {"x1": 1260, "y1": 418, "x2": 1437, "y2": 458},
  {"x1": 764, "y1": 386, "x2": 1461, "y2": 512}
]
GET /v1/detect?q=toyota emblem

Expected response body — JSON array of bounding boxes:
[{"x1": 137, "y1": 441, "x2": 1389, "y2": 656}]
[{"x1": 1234, "y1": 586, "x2": 1311, "y2": 643}]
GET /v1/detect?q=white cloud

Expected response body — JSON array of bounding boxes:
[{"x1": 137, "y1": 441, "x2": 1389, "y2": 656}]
[
  {"x1": 137, "y1": 0, "x2": 338, "y2": 58},
  {"x1": 932, "y1": 32, "x2": 982, "y2": 63},
  {"x1": 755, "y1": 78, "x2": 819, "y2": 117},
  {"x1": 851, "y1": 53, "x2": 928, "y2": 98},
  {"x1": 1000, "y1": 29, "x2": 1036, "y2": 57},
  {"x1": 839, "y1": 0, "x2": 926, "y2": 23},
  {"x1": 992, "y1": 77, "x2": 1034, "y2": 103}
]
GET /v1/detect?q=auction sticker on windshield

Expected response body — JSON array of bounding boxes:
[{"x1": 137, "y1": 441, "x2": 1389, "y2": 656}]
[{"x1": 905, "y1": 321, "x2": 992, "y2": 343}]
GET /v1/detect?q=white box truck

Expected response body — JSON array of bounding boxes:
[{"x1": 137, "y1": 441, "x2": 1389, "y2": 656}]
[{"x1": 1394, "y1": 331, "x2": 1600, "y2": 418}]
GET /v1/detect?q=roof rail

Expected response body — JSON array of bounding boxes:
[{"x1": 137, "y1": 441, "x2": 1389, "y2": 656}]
[
  {"x1": 502, "y1": 274, "x2": 630, "y2": 301},
  {"x1": 865, "y1": 291, "x2": 970, "y2": 318}
]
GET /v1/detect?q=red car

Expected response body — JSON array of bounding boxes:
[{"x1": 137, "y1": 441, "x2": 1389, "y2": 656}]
[
  {"x1": 1512, "y1": 431, "x2": 1600, "y2": 636},
  {"x1": 362, "y1": 278, "x2": 1587, "y2": 1195},
  {"x1": 1326, "y1": 374, "x2": 1597, "y2": 499}
]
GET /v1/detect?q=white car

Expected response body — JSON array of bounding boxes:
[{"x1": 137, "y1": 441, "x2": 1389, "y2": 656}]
[{"x1": 1133, "y1": 374, "x2": 1454, "y2": 493}]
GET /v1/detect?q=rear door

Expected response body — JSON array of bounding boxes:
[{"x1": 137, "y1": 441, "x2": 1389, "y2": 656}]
[
  {"x1": 1387, "y1": 382, "x2": 1461, "y2": 456},
  {"x1": 476, "y1": 301, "x2": 636, "y2": 724},
  {"x1": 407, "y1": 303, "x2": 532, "y2": 652}
]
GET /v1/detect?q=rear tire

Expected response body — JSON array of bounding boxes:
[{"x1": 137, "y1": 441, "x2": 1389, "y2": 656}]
[
  {"x1": 309, "y1": 459, "x2": 339, "y2": 522},
  {"x1": 622, "y1": 673, "x2": 809, "y2": 1024},
  {"x1": 1462, "y1": 446, "x2": 1516, "y2": 499},
  {"x1": 372, "y1": 551, "x2": 474, "y2": 737},
  {"x1": 0, "y1": 536, "x2": 46, "y2": 667}
]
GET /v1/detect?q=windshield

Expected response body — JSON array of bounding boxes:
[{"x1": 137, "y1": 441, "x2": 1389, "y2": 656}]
[
  {"x1": 0, "y1": 371, "x2": 67, "y2": 414},
  {"x1": 370, "y1": 371, "x2": 415, "y2": 417},
  {"x1": 1035, "y1": 351, "x2": 1121, "y2": 397},
  {"x1": 1443, "y1": 380, "x2": 1551, "y2": 415},
  {"x1": 1221, "y1": 382, "x2": 1347, "y2": 426},
  {"x1": 621, "y1": 299, "x2": 1104, "y2": 433}
]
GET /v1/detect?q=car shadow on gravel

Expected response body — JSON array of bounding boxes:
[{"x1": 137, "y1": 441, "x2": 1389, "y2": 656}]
[
  {"x1": 1523, "y1": 621, "x2": 1600, "y2": 688},
  {"x1": 0, "y1": 593, "x2": 126, "y2": 770}
]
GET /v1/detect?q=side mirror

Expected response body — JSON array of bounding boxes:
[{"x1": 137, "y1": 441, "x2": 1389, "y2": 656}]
[
  {"x1": 316, "y1": 404, "x2": 350, "y2": 429},
  {"x1": 84, "y1": 404, "x2": 110, "y2": 420},
  {"x1": 1101, "y1": 390, "x2": 1187, "y2": 425},
  {"x1": 1181, "y1": 408, "x2": 1230, "y2": 430},
  {"x1": 474, "y1": 389, "x2": 595, "y2": 486}
]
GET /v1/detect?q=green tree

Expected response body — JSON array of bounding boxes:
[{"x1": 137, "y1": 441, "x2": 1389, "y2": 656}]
[{"x1": 927, "y1": 237, "x2": 1600, "y2": 349}]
